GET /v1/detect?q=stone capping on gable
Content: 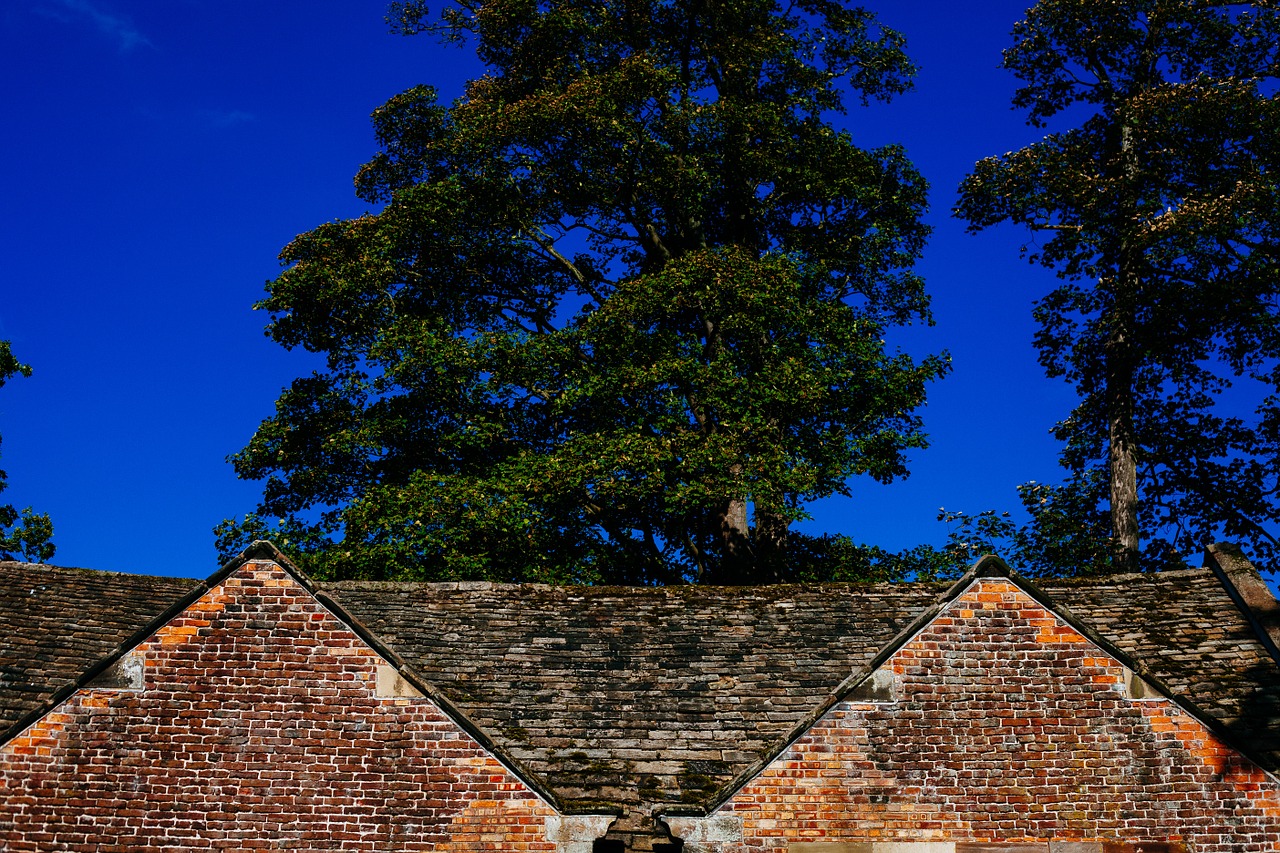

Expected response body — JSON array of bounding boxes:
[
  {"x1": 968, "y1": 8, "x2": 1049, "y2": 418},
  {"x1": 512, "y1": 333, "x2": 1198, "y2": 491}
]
[
  {"x1": 0, "y1": 540, "x2": 572, "y2": 815},
  {"x1": 6, "y1": 542, "x2": 1279, "y2": 821},
  {"x1": 1204, "y1": 541, "x2": 1280, "y2": 667},
  {"x1": 661, "y1": 553, "x2": 1280, "y2": 818}
]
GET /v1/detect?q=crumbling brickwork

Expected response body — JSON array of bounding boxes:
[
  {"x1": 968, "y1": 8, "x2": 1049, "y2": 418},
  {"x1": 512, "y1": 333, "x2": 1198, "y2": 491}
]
[
  {"x1": 0, "y1": 560, "x2": 557, "y2": 852},
  {"x1": 712, "y1": 579, "x2": 1280, "y2": 853}
]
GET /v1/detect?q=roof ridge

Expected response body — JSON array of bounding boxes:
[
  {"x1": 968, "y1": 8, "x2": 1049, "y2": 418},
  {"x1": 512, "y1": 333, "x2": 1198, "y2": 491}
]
[
  {"x1": 0, "y1": 561, "x2": 199, "y2": 582},
  {"x1": 324, "y1": 579, "x2": 561, "y2": 591},
  {"x1": 1038, "y1": 566, "x2": 1216, "y2": 584},
  {"x1": 323, "y1": 579, "x2": 953, "y2": 593}
]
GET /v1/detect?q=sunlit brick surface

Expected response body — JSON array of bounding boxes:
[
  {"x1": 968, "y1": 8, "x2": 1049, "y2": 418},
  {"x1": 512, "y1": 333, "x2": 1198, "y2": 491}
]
[
  {"x1": 716, "y1": 580, "x2": 1280, "y2": 853},
  {"x1": 0, "y1": 561, "x2": 556, "y2": 852}
]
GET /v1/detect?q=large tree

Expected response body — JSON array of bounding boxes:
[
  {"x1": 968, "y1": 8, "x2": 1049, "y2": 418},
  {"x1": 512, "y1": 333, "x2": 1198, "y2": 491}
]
[
  {"x1": 219, "y1": 0, "x2": 946, "y2": 583},
  {"x1": 957, "y1": 0, "x2": 1280, "y2": 573},
  {"x1": 0, "y1": 342, "x2": 54, "y2": 564}
]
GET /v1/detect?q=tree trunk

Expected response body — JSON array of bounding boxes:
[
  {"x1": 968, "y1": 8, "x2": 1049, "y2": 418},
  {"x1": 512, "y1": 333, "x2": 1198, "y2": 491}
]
[
  {"x1": 712, "y1": 496, "x2": 753, "y2": 583},
  {"x1": 1108, "y1": 120, "x2": 1142, "y2": 573},
  {"x1": 753, "y1": 506, "x2": 789, "y2": 582},
  {"x1": 1106, "y1": 327, "x2": 1141, "y2": 572}
]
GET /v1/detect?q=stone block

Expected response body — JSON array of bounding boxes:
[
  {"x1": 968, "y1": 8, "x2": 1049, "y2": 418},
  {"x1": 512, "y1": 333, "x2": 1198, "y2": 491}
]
[
  {"x1": 848, "y1": 668, "x2": 896, "y2": 703},
  {"x1": 666, "y1": 814, "x2": 743, "y2": 843},
  {"x1": 86, "y1": 653, "x2": 143, "y2": 690},
  {"x1": 375, "y1": 664, "x2": 424, "y2": 698},
  {"x1": 545, "y1": 814, "x2": 616, "y2": 852}
]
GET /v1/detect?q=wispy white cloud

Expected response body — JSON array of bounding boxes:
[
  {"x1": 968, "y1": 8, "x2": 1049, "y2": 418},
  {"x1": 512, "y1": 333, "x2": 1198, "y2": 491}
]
[{"x1": 35, "y1": 0, "x2": 153, "y2": 53}]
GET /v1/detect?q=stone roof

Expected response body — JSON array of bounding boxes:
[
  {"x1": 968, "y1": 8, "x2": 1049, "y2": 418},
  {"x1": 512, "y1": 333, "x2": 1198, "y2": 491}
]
[
  {"x1": 1040, "y1": 566, "x2": 1280, "y2": 769},
  {"x1": 0, "y1": 562, "x2": 199, "y2": 738},
  {"x1": 1, "y1": 548, "x2": 1278, "y2": 815},
  {"x1": 322, "y1": 579, "x2": 948, "y2": 810}
]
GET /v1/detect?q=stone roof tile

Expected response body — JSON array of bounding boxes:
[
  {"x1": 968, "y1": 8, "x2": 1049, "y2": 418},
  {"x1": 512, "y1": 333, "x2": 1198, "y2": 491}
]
[
  {"x1": 1, "y1": 553, "x2": 1277, "y2": 814},
  {"x1": 0, "y1": 561, "x2": 199, "y2": 736}
]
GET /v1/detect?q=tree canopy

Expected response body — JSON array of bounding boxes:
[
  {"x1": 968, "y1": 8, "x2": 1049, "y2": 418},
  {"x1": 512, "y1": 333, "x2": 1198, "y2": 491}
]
[
  {"x1": 0, "y1": 342, "x2": 54, "y2": 564},
  {"x1": 956, "y1": 0, "x2": 1280, "y2": 573},
  {"x1": 218, "y1": 0, "x2": 947, "y2": 583}
]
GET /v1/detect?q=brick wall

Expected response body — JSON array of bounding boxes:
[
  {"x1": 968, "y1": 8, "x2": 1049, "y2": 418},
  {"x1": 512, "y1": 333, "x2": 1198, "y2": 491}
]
[
  {"x1": 712, "y1": 579, "x2": 1280, "y2": 853},
  {"x1": 0, "y1": 560, "x2": 558, "y2": 852},
  {"x1": 4, "y1": 567, "x2": 1278, "y2": 852}
]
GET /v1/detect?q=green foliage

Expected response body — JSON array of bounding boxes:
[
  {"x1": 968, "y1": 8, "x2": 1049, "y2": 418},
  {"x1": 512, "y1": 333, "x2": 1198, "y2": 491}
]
[
  {"x1": 785, "y1": 532, "x2": 962, "y2": 583},
  {"x1": 220, "y1": 0, "x2": 946, "y2": 583},
  {"x1": 0, "y1": 341, "x2": 55, "y2": 564},
  {"x1": 939, "y1": 476, "x2": 1128, "y2": 579},
  {"x1": 956, "y1": 0, "x2": 1280, "y2": 573}
]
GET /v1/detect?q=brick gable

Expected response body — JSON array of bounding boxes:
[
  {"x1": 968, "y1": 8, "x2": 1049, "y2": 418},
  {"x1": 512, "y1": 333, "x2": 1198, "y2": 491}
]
[
  {"x1": 0, "y1": 558, "x2": 558, "y2": 852},
  {"x1": 703, "y1": 578, "x2": 1280, "y2": 852},
  {"x1": 2, "y1": 547, "x2": 1279, "y2": 851}
]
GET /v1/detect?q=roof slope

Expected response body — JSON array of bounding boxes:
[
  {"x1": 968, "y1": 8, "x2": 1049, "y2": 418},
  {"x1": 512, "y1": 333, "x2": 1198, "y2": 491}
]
[
  {"x1": 1, "y1": 551, "x2": 1277, "y2": 815},
  {"x1": 0, "y1": 562, "x2": 199, "y2": 736},
  {"x1": 322, "y1": 579, "x2": 946, "y2": 809},
  {"x1": 1043, "y1": 569, "x2": 1280, "y2": 769}
]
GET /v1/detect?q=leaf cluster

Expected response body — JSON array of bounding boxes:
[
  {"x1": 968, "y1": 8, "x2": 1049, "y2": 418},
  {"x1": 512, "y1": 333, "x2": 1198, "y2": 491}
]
[
  {"x1": 956, "y1": 0, "x2": 1280, "y2": 572},
  {"x1": 0, "y1": 342, "x2": 54, "y2": 564},
  {"x1": 221, "y1": 0, "x2": 946, "y2": 582}
]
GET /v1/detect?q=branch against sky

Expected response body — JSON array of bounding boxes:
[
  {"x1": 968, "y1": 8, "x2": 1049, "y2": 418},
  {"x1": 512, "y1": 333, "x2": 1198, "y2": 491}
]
[
  {"x1": 219, "y1": 0, "x2": 948, "y2": 584},
  {"x1": 0, "y1": 342, "x2": 54, "y2": 564},
  {"x1": 957, "y1": 0, "x2": 1280, "y2": 574}
]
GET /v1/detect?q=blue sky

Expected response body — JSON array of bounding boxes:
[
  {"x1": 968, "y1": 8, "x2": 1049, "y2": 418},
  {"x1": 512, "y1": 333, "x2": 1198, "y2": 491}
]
[{"x1": 0, "y1": 0, "x2": 1133, "y2": 578}]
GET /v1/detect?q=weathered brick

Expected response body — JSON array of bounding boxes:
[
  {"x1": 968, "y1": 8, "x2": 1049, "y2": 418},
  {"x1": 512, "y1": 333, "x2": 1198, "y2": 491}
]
[
  {"x1": 715, "y1": 580, "x2": 1280, "y2": 853},
  {"x1": 0, "y1": 561, "x2": 557, "y2": 852}
]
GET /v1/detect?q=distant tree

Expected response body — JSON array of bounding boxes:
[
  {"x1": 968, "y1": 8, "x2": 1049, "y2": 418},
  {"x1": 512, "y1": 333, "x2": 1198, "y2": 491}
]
[
  {"x1": 956, "y1": 0, "x2": 1280, "y2": 573},
  {"x1": 937, "y1": 476, "x2": 1114, "y2": 579},
  {"x1": 219, "y1": 0, "x2": 947, "y2": 583},
  {"x1": 0, "y1": 342, "x2": 54, "y2": 564}
]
